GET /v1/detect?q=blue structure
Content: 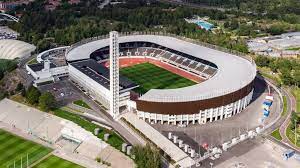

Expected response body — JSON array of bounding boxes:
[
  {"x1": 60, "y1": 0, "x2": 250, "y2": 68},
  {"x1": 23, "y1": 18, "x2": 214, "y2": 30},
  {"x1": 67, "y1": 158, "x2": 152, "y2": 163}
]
[
  {"x1": 195, "y1": 21, "x2": 214, "y2": 31},
  {"x1": 263, "y1": 100, "x2": 272, "y2": 107},
  {"x1": 283, "y1": 149, "x2": 295, "y2": 160},
  {"x1": 263, "y1": 109, "x2": 270, "y2": 117}
]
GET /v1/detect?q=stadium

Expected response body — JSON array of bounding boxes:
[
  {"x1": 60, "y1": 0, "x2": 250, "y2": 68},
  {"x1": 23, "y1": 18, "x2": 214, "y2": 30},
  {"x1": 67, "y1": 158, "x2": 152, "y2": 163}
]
[{"x1": 65, "y1": 33, "x2": 257, "y2": 125}]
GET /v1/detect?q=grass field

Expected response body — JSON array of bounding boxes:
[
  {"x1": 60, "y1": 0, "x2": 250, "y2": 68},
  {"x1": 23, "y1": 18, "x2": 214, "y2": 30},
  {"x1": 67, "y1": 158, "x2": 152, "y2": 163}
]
[
  {"x1": 292, "y1": 88, "x2": 300, "y2": 113},
  {"x1": 32, "y1": 155, "x2": 82, "y2": 168},
  {"x1": 53, "y1": 109, "x2": 125, "y2": 150},
  {"x1": 0, "y1": 129, "x2": 52, "y2": 168},
  {"x1": 286, "y1": 123, "x2": 300, "y2": 147},
  {"x1": 120, "y1": 63, "x2": 196, "y2": 94},
  {"x1": 282, "y1": 96, "x2": 288, "y2": 116},
  {"x1": 271, "y1": 128, "x2": 282, "y2": 141},
  {"x1": 73, "y1": 100, "x2": 91, "y2": 109}
]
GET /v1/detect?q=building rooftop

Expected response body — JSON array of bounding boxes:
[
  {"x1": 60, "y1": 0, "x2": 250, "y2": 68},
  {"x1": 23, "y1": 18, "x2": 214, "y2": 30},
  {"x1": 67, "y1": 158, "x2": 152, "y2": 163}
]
[
  {"x1": 0, "y1": 39, "x2": 36, "y2": 60},
  {"x1": 27, "y1": 62, "x2": 56, "y2": 72},
  {"x1": 70, "y1": 59, "x2": 138, "y2": 91}
]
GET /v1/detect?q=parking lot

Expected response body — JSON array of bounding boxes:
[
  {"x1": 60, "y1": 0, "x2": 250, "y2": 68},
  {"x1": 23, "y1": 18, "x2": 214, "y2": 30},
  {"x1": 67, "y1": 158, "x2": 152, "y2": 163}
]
[
  {"x1": 38, "y1": 79, "x2": 83, "y2": 106},
  {"x1": 0, "y1": 26, "x2": 18, "y2": 39},
  {"x1": 202, "y1": 137, "x2": 300, "y2": 168}
]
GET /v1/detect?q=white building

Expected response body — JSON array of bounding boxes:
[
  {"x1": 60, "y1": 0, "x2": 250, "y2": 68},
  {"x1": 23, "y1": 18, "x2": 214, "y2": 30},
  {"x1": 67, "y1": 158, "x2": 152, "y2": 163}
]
[
  {"x1": 26, "y1": 60, "x2": 68, "y2": 86},
  {"x1": 68, "y1": 59, "x2": 138, "y2": 110}
]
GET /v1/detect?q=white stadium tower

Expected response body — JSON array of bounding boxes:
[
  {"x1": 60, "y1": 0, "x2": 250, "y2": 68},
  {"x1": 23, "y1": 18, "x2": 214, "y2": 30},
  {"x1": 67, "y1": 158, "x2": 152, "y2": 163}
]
[{"x1": 109, "y1": 31, "x2": 120, "y2": 119}]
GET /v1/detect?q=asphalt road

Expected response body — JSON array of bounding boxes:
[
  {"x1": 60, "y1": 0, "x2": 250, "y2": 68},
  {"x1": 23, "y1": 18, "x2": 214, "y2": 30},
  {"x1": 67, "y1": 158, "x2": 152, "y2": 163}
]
[
  {"x1": 258, "y1": 75, "x2": 299, "y2": 151},
  {"x1": 279, "y1": 88, "x2": 299, "y2": 150}
]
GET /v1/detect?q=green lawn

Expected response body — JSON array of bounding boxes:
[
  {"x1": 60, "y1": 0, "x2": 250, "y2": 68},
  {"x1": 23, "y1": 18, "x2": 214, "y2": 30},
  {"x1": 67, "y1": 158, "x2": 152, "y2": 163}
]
[
  {"x1": 271, "y1": 128, "x2": 282, "y2": 141},
  {"x1": 53, "y1": 109, "x2": 124, "y2": 151},
  {"x1": 73, "y1": 100, "x2": 91, "y2": 109},
  {"x1": 120, "y1": 62, "x2": 196, "y2": 94},
  {"x1": 0, "y1": 129, "x2": 52, "y2": 168},
  {"x1": 33, "y1": 155, "x2": 82, "y2": 168},
  {"x1": 282, "y1": 96, "x2": 288, "y2": 116},
  {"x1": 27, "y1": 58, "x2": 38, "y2": 64},
  {"x1": 292, "y1": 88, "x2": 300, "y2": 113},
  {"x1": 286, "y1": 123, "x2": 300, "y2": 147},
  {"x1": 287, "y1": 47, "x2": 300, "y2": 51}
]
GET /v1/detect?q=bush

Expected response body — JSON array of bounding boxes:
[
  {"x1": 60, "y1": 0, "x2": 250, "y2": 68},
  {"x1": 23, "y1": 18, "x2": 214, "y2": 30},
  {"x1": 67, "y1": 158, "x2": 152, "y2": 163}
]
[
  {"x1": 133, "y1": 144, "x2": 161, "y2": 168},
  {"x1": 15, "y1": 82, "x2": 24, "y2": 92},
  {"x1": 26, "y1": 86, "x2": 41, "y2": 105},
  {"x1": 39, "y1": 92, "x2": 57, "y2": 111}
]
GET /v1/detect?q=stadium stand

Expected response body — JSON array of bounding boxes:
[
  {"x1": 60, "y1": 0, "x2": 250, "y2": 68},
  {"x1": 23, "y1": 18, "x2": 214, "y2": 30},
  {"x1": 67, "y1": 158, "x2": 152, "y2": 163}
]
[{"x1": 90, "y1": 42, "x2": 218, "y2": 79}]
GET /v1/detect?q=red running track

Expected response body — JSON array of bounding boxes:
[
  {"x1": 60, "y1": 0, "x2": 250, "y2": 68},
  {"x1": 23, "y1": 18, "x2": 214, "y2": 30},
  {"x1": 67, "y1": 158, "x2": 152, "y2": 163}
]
[{"x1": 102, "y1": 57, "x2": 205, "y2": 83}]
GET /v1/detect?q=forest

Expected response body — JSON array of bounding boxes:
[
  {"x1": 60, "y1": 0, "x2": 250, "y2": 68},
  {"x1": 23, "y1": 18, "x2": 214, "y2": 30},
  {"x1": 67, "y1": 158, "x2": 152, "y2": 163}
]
[{"x1": 4, "y1": 0, "x2": 300, "y2": 53}]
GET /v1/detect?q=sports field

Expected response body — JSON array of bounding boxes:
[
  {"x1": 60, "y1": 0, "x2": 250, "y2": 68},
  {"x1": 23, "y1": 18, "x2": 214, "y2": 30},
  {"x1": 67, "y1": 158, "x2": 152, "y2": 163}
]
[
  {"x1": 120, "y1": 62, "x2": 196, "y2": 94},
  {"x1": 0, "y1": 129, "x2": 52, "y2": 168},
  {"x1": 32, "y1": 155, "x2": 83, "y2": 168}
]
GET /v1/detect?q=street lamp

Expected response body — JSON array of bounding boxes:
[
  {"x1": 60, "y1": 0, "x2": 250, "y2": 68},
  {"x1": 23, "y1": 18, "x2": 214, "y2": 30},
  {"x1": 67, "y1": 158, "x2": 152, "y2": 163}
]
[{"x1": 295, "y1": 119, "x2": 297, "y2": 146}]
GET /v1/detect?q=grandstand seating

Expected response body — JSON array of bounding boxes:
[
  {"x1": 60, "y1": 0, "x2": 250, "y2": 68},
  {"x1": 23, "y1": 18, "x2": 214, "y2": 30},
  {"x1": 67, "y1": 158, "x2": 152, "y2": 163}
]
[{"x1": 91, "y1": 42, "x2": 218, "y2": 78}]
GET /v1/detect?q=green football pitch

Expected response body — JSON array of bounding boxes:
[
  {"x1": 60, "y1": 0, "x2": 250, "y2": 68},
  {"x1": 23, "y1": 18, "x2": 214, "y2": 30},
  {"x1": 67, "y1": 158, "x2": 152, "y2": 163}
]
[
  {"x1": 120, "y1": 62, "x2": 196, "y2": 94},
  {"x1": 32, "y1": 155, "x2": 83, "y2": 168},
  {"x1": 0, "y1": 129, "x2": 82, "y2": 168},
  {"x1": 0, "y1": 129, "x2": 52, "y2": 168}
]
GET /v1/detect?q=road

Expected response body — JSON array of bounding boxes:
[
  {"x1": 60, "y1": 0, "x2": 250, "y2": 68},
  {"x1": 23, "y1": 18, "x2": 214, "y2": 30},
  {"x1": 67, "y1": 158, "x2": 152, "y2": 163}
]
[
  {"x1": 279, "y1": 88, "x2": 299, "y2": 150},
  {"x1": 37, "y1": 77, "x2": 143, "y2": 146},
  {"x1": 67, "y1": 81, "x2": 143, "y2": 146},
  {"x1": 259, "y1": 74, "x2": 299, "y2": 151}
]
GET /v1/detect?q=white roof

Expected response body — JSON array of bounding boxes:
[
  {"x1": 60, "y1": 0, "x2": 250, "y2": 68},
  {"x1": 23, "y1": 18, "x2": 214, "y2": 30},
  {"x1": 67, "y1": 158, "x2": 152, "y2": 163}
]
[
  {"x1": 67, "y1": 35, "x2": 256, "y2": 102},
  {"x1": 0, "y1": 39, "x2": 36, "y2": 60}
]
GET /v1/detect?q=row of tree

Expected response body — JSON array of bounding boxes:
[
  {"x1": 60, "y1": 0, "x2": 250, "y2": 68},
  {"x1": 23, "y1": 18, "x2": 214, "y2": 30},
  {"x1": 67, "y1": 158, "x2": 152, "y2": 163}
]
[
  {"x1": 255, "y1": 56, "x2": 300, "y2": 87},
  {"x1": 186, "y1": 0, "x2": 300, "y2": 18},
  {"x1": 6, "y1": 0, "x2": 250, "y2": 53}
]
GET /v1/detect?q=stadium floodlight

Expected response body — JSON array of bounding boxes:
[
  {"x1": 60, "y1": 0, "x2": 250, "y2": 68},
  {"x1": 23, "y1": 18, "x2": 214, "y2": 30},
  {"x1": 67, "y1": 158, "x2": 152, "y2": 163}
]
[{"x1": 109, "y1": 31, "x2": 120, "y2": 119}]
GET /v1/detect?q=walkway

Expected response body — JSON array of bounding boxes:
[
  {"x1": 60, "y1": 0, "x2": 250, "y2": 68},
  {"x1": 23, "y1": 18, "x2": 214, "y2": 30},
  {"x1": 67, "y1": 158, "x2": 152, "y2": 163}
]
[
  {"x1": 259, "y1": 75, "x2": 299, "y2": 151},
  {"x1": 279, "y1": 88, "x2": 299, "y2": 150}
]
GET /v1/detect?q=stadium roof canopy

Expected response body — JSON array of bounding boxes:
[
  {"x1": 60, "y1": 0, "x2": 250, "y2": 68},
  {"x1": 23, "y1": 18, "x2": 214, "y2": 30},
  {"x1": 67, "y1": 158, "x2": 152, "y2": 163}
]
[
  {"x1": 70, "y1": 59, "x2": 138, "y2": 91},
  {"x1": 0, "y1": 39, "x2": 36, "y2": 60},
  {"x1": 66, "y1": 35, "x2": 257, "y2": 102}
]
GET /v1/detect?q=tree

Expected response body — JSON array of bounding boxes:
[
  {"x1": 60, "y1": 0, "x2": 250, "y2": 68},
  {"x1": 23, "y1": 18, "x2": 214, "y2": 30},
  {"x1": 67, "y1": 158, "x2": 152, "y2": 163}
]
[
  {"x1": 255, "y1": 56, "x2": 270, "y2": 67},
  {"x1": 39, "y1": 92, "x2": 56, "y2": 112},
  {"x1": 293, "y1": 70, "x2": 300, "y2": 87},
  {"x1": 267, "y1": 24, "x2": 286, "y2": 35},
  {"x1": 290, "y1": 111, "x2": 300, "y2": 130},
  {"x1": 15, "y1": 82, "x2": 24, "y2": 92},
  {"x1": 280, "y1": 69, "x2": 294, "y2": 85},
  {"x1": 37, "y1": 39, "x2": 52, "y2": 53},
  {"x1": 26, "y1": 86, "x2": 41, "y2": 105},
  {"x1": 133, "y1": 144, "x2": 161, "y2": 168},
  {"x1": 0, "y1": 71, "x2": 3, "y2": 80}
]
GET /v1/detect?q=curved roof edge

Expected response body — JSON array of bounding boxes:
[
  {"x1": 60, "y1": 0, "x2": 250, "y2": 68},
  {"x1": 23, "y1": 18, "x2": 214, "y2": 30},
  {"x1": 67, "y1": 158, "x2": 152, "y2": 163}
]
[
  {"x1": 66, "y1": 34, "x2": 256, "y2": 102},
  {"x1": 0, "y1": 39, "x2": 36, "y2": 60}
]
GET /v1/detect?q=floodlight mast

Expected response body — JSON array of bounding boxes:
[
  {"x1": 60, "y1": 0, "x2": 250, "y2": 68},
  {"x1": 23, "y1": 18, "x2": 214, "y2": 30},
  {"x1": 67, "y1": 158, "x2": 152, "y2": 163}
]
[{"x1": 109, "y1": 31, "x2": 120, "y2": 119}]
